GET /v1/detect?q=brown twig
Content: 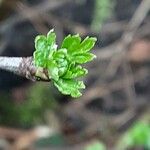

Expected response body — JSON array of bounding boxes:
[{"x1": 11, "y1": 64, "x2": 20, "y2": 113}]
[
  {"x1": 0, "y1": 126, "x2": 54, "y2": 150},
  {"x1": 0, "y1": 126, "x2": 24, "y2": 140},
  {"x1": 0, "y1": 0, "x2": 71, "y2": 34},
  {"x1": 96, "y1": 0, "x2": 150, "y2": 60},
  {"x1": 0, "y1": 56, "x2": 50, "y2": 81},
  {"x1": 65, "y1": 67, "x2": 149, "y2": 111}
]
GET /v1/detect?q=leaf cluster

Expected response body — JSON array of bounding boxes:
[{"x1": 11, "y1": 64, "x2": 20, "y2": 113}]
[{"x1": 34, "y1": 29, "x2": 97, "y2": 97}]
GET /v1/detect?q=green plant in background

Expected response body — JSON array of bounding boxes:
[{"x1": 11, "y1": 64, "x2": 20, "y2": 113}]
[
  {"x1": 0, "y1": 83, "x2": 58, "y2": 128},
  {"x1": 34, "y1": 29, "x2": 97, "y2": 98},
  {"x1": 0, "y1": 0, "x2": 2, "y2": 5},
  {"x1": 91, "y1": 0, "x2": 116, "y2": 32},
  {"x1": 85, "y1": 140, "x2": 106, "y2": 150},
  {"x1": 117, "y1": 122, "x2": 150, "y2": 150}
]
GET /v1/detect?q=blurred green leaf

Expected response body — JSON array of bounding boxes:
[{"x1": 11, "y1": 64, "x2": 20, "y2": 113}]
[
  {"x1": 91, "y1": 0, "x2": 115, "y2": 31},
  {"x1": 0, "y1": 83, "x2": 58, "y2": 128},
  {"x1": 85, "y1": 141, "x2": 106, "y2": 150},
  {"x1": 35, "y1": 134, "x2": 66, "y2": 147},
  {"x1": 117, "y1": 122, "x2": 150, "y2": 150}
]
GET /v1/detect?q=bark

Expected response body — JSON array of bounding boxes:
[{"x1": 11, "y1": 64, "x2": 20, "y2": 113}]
[{"x1": 0, "y1": 56, "x2": 50, "y2": 81}]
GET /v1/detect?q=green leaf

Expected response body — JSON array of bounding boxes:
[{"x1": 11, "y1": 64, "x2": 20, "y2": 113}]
[
  {"x1": 63, "y1": 65, "x2": 88, "y2": 79},
  {"x1": 71, "y1": 53, "x2": 96, "y2": 64},
  {"x1": 47, "y1": 60, "x2": 59, "y2": 81},
  {"x1": 54, "y1": 79, "x2": 85, "y2": 98},
  {"x1": 54, "y1": 48, "x2": 67, "y2": 60},
  {"x1": 35, "y1": 35, "x2": 47, "y2": 51},
  {"x1": 131, "y1": 123, "x2": 150, "y2": 146},
  {"x1": 34, "y1": 35, "x2": 49, "y2": 67},
  {"x1": 57, "y1": 60, "x2": 68, "y2": 77},
  {"x1": 78, "y1": 37, "x2": 97, "y2": 53},
  {"x1": 61, "y1": 34, "x2": 81, "y2": 53},
  {"x1": 117, "y1": 122, "x2": 150, "y2": 149},
  {"x1": 34, "y1": 51, "x2": 47, "y2": 67},
  {"x1": 85, "y1": 141, "x2": 106, "y2": 150},
  {"x1": 47, "y1": 29, "x2": 56, "y2": 45},
  {"x1": 33, "y1": 29, "x2": 97, "y2": 98},
  {"x1": 53, "y1": 49, "x2": 68, "y2": 76}
]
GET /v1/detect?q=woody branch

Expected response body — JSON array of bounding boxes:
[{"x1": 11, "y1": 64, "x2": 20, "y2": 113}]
[{"x1": 0, "y1": 56, "x2": 50, "y2": 81}]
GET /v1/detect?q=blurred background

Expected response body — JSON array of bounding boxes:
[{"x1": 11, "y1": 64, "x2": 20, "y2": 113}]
[{"x1": 0, "y1": 0, "x2": 150, "y2": 149}]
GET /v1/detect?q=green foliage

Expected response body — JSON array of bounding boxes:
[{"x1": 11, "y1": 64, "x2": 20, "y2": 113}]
[
  {"x1": 0, "y1": 84, "x2": 58, "y2": 128},
  {"x1": 117, "y1": 122, "x2": 150, "y2": 150},
  {"x1": 34, "y1": 29, "x2": 97, "y2": 98},
  {"x1": 85, "y1": 141, "x2": 106, "y2": 150},
  {"x1": 91, "y1": 0, "x2": 116, "y2": 31},
  {"x1": 35, "y1": 133, "x2": 66, "y2": 148}
]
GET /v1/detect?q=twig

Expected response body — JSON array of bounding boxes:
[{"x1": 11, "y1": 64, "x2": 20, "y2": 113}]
[
  {"x1": 91, "y1": 0, "x2": 150, "y2": 93},
  {"x1": 0, "y1": 57, "x2": 49, "y2": 81},
  {"x1": 96, "y1": 0, "x2": 150, "y2": 59},
  {"x1": 12, "y1": 126, "x2": 54, "y2": 150},
  {"x1": 0, "y1": 126, "x2": 54, "y2": 150},
  {"x1": 121, "y1": 0, "x2": 150, "y2": 45},
  {"x1": 15, "y1": 2, "x2": 49, "y2": 34},
  {"x1": 65, "y1": 67, "x2": 149, "y2": 111},
  {"x1": 0, "y1": 126, "x2": 23, "y2": 140},
  {"x1": 0, "y1": 0, "x2": 71, "y2": 34}
]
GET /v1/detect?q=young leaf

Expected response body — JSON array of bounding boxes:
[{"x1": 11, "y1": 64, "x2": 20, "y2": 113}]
[
  {"x1": 71, "y1": 53, "x2": 96, "y2": 64},
  {"x1": 53, "y1": 49, "x2": 68, "y2": 76},
  {"x1": 61, "y1": 34, "x2": 81, "y2": 53},
  {"x1": 47, "y1": 29, "x2": 56, "y2": 45},
  {"x1": 54, "y1": 48, "x2": 67, "y2": 59},
  {"x1": 35, "y1": 35, "x2": 47, "y2": 51},
  {"x1": 79, "y1": 37, "x2": 97, "y2": 52},
  {"x1": 34, "y1": 51, "x2": 47, "y2": 67},
  {"x1": 47, "y1": 60, "x2": 59, "y2": 81},
  {"x1": 54, "y1": 79, "x2": 85, "y2": 98},
  {"x1": 63, "y1": 65, "x2": 88, "y2": 79},
  {"x1": 33, "y1": 29, "x2": 97, "y2": 98}
]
